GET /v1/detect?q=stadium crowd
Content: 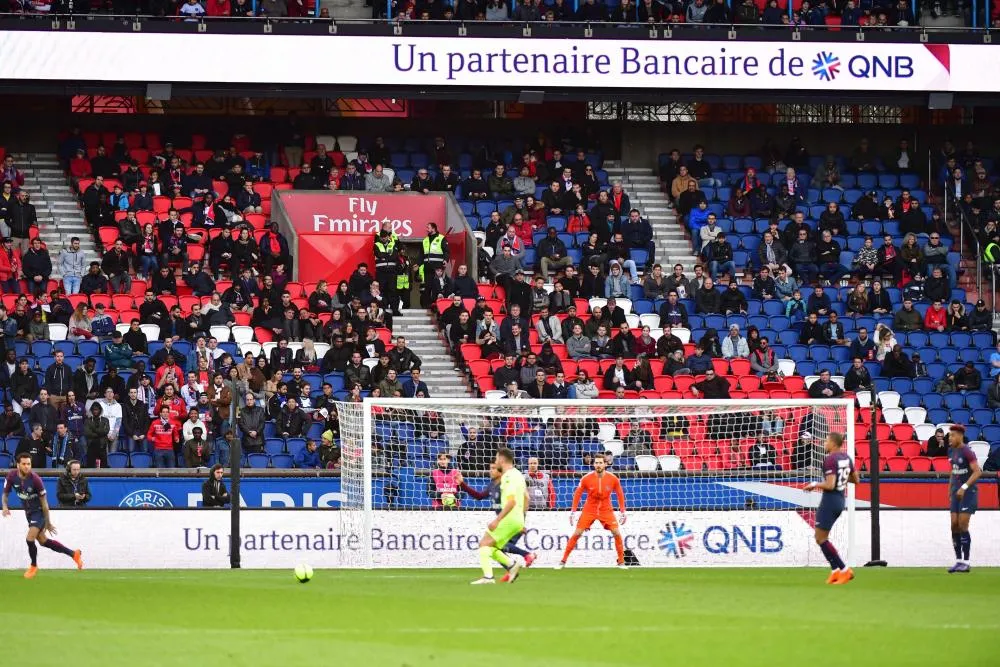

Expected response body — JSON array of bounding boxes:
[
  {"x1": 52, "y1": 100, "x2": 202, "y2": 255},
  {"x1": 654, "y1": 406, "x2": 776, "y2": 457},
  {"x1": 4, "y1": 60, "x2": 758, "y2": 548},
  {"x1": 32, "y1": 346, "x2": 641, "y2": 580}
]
[{"x1": 0, "y1": 127, "x2": 996, "y2": 478}]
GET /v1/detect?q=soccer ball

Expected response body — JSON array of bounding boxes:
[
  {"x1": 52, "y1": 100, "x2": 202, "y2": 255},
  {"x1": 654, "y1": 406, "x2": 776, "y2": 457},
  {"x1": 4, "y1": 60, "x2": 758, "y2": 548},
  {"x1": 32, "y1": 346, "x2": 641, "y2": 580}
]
[
  {"x1": 441, "y1": 493, "x2": 456, "y2": 507},
  {"x1": 294, "y1": 564, "x2": 313, "y2": 583}
]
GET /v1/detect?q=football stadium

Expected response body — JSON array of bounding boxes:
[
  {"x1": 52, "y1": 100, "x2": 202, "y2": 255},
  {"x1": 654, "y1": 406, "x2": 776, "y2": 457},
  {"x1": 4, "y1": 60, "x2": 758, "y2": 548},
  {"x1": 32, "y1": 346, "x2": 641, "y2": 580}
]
[{"x1": 0, "y1": 4, "x2": 998, "y2": 666}]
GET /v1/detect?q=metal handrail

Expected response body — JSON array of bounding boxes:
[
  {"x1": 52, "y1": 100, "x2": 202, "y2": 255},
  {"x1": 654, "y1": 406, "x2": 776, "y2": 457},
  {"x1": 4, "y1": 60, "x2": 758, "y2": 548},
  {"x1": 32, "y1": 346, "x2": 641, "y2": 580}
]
[{"x1": 0, "y1": 13, "x2": 995, "y2": 33}]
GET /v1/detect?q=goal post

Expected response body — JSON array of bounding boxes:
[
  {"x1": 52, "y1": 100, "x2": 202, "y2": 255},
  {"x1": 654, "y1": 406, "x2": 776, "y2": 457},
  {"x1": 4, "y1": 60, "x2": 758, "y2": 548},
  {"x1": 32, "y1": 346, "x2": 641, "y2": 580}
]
[{"x1": 337, "y1": 398, "x2": 855, "y2": 569}]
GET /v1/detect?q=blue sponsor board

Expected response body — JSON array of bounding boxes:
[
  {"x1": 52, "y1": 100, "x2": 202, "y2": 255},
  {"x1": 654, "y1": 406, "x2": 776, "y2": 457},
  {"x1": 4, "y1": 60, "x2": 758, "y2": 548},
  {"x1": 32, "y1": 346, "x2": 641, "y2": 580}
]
[{"x1": 5, "y1": 476, "x2": 809, "y2": 510}]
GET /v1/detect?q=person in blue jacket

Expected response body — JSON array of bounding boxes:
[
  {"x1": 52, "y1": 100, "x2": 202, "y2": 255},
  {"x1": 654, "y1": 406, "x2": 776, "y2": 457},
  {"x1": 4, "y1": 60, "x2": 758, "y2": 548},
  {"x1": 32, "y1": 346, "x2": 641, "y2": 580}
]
[{"x1": 294, "y1": 439, "x2": 321, "y2": 469}]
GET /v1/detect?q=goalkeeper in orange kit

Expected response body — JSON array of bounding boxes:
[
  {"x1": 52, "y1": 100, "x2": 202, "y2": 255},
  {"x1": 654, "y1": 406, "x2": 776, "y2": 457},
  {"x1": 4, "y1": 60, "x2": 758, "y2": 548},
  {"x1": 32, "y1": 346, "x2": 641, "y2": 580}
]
[{"x1": 556, "y1": 453, "x2": 628, "y2": 569}]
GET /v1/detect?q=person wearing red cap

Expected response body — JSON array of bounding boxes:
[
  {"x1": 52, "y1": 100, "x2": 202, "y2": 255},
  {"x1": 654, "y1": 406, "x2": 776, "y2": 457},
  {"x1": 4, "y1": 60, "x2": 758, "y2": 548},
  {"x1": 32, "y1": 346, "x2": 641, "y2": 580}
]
[{"x1": 947, "y1": 424, "x2": 982, "y2": 573}]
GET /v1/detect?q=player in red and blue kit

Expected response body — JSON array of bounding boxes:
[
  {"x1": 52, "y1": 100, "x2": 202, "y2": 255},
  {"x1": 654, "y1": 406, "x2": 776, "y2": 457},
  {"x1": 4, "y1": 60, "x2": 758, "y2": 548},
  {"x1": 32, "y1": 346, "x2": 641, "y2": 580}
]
[
  {"x1": 804, "y1": 432, "x2": 858, "y2": 585},
  {"x1": 947, "y1": 424, "x2": 981, "y2": 573},
  {"x1": 2, "y1": 452, "x2": 84, "y2": 578}
]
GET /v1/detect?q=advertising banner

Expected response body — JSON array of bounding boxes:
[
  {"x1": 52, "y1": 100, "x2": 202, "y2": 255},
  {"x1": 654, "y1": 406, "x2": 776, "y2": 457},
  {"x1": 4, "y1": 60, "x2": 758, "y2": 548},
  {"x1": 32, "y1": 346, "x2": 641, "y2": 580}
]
[
  {"x1": 2, "y1": 510, "x2": 996, "y2": 569},
  {"x1": 0, "y1": 32, "x2": 993, "y2": 92},
  {"x1": 278, "y1": 192, "x2": 446, "y2": 240},
  {"x1": 4, "y1": 475, "x2": 988, "y2": 510}
]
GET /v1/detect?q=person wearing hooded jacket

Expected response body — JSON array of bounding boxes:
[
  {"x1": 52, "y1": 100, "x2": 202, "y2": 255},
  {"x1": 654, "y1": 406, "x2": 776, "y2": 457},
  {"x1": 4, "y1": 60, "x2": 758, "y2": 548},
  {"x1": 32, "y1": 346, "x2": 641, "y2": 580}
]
[{"x1": 202, "y1": 464, "x2": 231, "y2": 507}]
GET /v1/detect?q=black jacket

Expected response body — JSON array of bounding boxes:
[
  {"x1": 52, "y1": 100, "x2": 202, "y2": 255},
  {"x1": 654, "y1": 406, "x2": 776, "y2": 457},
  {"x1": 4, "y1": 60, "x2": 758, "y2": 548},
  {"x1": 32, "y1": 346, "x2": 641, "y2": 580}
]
[
  {"x1": 56, "y1": 473, "x2": 91, "y2": 506},
  {"x1": 44, "y1": 362, "x2": 73, "y2": 396},
  {"x1": 7, "y1": 200, "x2": 37, "y2": 238},
  {"x1": 202, "y1": 477, "x2": 230, "y2": 507}
]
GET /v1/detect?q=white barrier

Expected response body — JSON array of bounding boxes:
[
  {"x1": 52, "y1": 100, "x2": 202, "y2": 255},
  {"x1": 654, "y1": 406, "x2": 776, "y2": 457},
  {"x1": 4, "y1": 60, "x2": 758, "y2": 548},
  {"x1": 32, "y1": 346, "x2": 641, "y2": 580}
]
[{"x1": 1, "y1": 510, "x2": 996, "y2": 569}]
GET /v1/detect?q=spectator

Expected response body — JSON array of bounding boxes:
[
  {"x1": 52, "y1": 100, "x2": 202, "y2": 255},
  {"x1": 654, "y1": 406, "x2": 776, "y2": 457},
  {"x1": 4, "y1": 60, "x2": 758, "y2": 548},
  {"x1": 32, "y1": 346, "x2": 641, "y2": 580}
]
[
  {"x1": 182, "y1": 426, "x2": 213, "y2": 468},
  {"x1": 844, "y1": 357, "x2": 873, "y2": 393},
  {"x1": 691, "y1": 368, "x2": 730, "y2": 398},
  {"x1": 705, "y1": 232, "x2": 735, "y2": 283},
  {"x1": 202, "y1": 464, "x2": 231, "y2": 507},
  {"x1": 55, "y1": 460, "x2": 90, "y2": 507},
  {"x1": 823, "y1": 312, "x2": 847, "y2": 345},
  {"x1": 752, "y1": 267, "x2": 777, "y2": 300},
  {"x1": 721, "y1": 324, "x2": 750, "y2": 359},
  {"x1": 663, "y1": 264, "x2": 691, "y2": 299},
  {"x1": 788, "y1": 227, "x2": 817, "y2": 285},
  {"x1": 719, "y1": 282, "x2": 747, "y2": 315},
  {"x1": 773, "y1": 266, "x2": 799, "y2": 301},
  {"x1": 954, "y1": 361, "x2": 982, "y2": 393},
  {"x1": 968, "y1": 299, "x2": 993, "y2": 332},
  {"x1": 103, "y1": 331, "x2": 134, "y2": 370},
  {"x1": 808, "y1": 369, "x2": 844, "y2": 399},
  {"x1": 294, "y1": 440, "x2": 321, "y2": 469},
  {"x1": 603, "y1": 356, "x2": 635, "y2": 391},
  {"x1": 868, "y1": 281, "x2": 892, "y2": 315},
  {"x1": 622, "y1": 209, "x2": 655, "y2": 270},
  {"x1": 816, "y1": 230, "x2": 849, "y2": 284},
  {"x1": 924, "y1": 299, "x2": 947, "y2": 332},
  {"x1": 604, "y1": 261, "x2": 629, "y2": 298},
  {"x1": 642, "y1": 264, "x2": 669, "y2": 300},
  {"x1": 658, "y1": 290, "x2": 689, "y2": 328},
  {"x1": 924, "y1": 266, "x2": 950, "y2": 304},
  {"x1": 881, "y1": 344, "x2": 915, "y2": 378},
  {"x1": 893, "y1": 298, "x2": 923, "y2": 332},
  {"x1": 83, "y1": 403, "x2": 111, "y2": 467},
  {"x1": 849, "y1": 328, "x2": 876, "y2": 361},
  {"x1": 695, "y1": 277, "x2": 721, "y2": 314},
  {"x1": 51, "y1": 421, "x2": 82, "y2": 466},
  {"x1": 402, "y1": 368, "x2": 430, "y2": 398},
  {"x1": 21, "y1": 238, "x2": 52, "y2": 298},
  {"x1": 798, "y1": 312, "x2": 823, "y2": 344},
  {"x1": 749, "y1": 337, "x2": 780, "y2": 377}
]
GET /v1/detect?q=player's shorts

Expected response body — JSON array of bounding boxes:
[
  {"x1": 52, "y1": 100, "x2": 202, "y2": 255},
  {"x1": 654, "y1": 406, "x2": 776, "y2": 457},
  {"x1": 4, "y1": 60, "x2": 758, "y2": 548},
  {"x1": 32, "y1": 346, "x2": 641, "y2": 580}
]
[
  {"x1": 487, "y1": 515, "x2": 525, "y2": 549},
  {"x1": 816, "y1": 493, "x2": 845, "y2": 532},
  {"x1": 577, "y1": 510, "x2": 619, "y2": 532},
  {"x1": 950, "y1": 488, "x2": 978, "y2": 515},
  {"x1": 25, "y1": 510, "x2": 45, "y2": 530}
]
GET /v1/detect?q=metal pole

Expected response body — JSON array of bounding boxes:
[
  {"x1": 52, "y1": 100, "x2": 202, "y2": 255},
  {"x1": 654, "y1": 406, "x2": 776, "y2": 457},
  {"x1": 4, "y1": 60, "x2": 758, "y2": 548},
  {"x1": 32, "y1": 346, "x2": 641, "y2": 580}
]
[
  {"x1": 228, "y1": 394, "x2": 241, "y2": 569},
  {"x1": 229, "y1": 438, "x2": 242, "y2": 568},
  {"x1": 865, "y1": 384, "x2": 887, "y2": 567}
]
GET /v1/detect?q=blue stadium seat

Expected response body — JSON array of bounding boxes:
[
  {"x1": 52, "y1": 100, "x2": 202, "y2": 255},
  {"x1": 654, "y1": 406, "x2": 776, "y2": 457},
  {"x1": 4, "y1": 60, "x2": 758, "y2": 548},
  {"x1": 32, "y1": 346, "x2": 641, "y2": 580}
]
[
  {"x1": 271, "y1": 454, "x2": 294, "y2": 469},
  {"x1": 926, "y1": 408, "x2": 950, "y2": 424},
  {"x1": 925, "y1": 363, "x2": 946, "y2": 379},
  {"x1": 264, "y1": 439, "x2": 285, "y2": 455},
  {"x1": 912, "y1": 378, "x2": 935, "y2": 394},
  {"x1": 982, "y1": 425, "x2": 1000, "y2": 442},
  {"x1": 949, "y1": 409, "x2": 972, "y2": 425},
  {"x1": 972, "y1": 332, "x2": 994, "y2": 349},
  {"x1": 890, "y1": 378, "x2": 913, "y2": 393},
  {"x1": 937, "y1": 349, "x2": 959, "y2": 365},
  {"x1": 778, "y1": 330, "x2": 800, "y2": 346},
  {"x1": 262, "y1": 422, "x2": 278, "y2": 439},
  {"x1": 248, "y1": 454, "x2": 270, "y2": 469},
  {"x1": 972, "y1": 409, "x2": 995, "y2": 426},
  {"x1": 106, "y1": 452, "x2": 129, "y2": 468},
  {"x1": 130, "y1": 452, "x2": 152, "y2": 468},
  {"x1": 928, "y1": 332, "x2": 949, "y2": 348},
  {"x1": 906, "y1": 332, "x2": 928, "y2": 347},
  {"x1": 900, "y1": 392, "x2": 921, "y2": 408},
  {"x1": 796, "y1": 361, "x2": 817, "y2": 376},
  {"x1": 942, "y1": 393, "x2": 965, "y2": 410},
  {"x1": 922, "y1": 394, "x2": 944, "y2": 410},
  {"x1": 809, "y1": 347, "x2": 831, "y2": 362},
  {"x1": 959, "y1": 348, "x2": 981, "y2": 363}
]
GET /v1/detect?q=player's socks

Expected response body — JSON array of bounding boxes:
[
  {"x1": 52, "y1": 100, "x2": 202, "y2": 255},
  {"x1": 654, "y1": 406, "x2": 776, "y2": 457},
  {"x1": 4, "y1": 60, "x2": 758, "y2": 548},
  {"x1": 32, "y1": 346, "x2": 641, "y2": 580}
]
[
  {"x1": 561, "y1": 534, "x2": 581, "y2": 564},
  {"x1": 477, "y1": 546, "x2": 495, "y2": 578},
  {"x1": 503, "y1": 535, "x2": 531, "y2": 558},
  {"x1": 614, "y1": 534, "x2": 625, "y2": 565},
  {"x1": 26, "y1": 540, "x2": 37, "y2": 567},
  {"x1": 819, "y1": 540, "x2": 845, "y2": 571},
  {"x1": 951, "y1": 532, "x2": 962, "y2": 560},
  {"x1": 42, "y1": 539, "x2": 75, "y2": 557},
  {"x1": 491, "y1": 548, "x2": 513, "y2": 570},
  {"x1": 960, "y1": 531, "x2": 971, "y2": 562}
]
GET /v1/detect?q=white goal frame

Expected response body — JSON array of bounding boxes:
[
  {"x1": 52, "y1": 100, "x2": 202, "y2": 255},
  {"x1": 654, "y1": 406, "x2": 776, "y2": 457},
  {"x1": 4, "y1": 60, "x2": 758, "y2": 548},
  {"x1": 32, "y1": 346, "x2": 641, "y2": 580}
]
[{"x1": 351, "y1": 398, "x2": 855, "y2": 569}]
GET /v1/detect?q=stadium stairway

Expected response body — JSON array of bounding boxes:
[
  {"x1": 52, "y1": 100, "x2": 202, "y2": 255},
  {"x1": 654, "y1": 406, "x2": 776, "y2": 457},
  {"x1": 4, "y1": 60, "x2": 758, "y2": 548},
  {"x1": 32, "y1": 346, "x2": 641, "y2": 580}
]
[
  {"x1": 13, "y1": 152, "x2": 99, "y2": 269},
  {"x1": 603, "y1": 161, "x2": 700, "y2": 273},
  {"x1": 395, "y1": 308, "x2": 475, "y2": 398}
]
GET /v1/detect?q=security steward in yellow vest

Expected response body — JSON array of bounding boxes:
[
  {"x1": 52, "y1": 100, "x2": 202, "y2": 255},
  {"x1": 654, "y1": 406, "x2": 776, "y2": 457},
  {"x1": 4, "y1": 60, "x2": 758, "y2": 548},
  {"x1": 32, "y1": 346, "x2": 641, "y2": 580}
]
[
  {"x1": 375, "y1": 228, "x2": 399, "y2": 314},
  {"x1": 419, "y1": 222, "x2": 448, "y2": 281}
]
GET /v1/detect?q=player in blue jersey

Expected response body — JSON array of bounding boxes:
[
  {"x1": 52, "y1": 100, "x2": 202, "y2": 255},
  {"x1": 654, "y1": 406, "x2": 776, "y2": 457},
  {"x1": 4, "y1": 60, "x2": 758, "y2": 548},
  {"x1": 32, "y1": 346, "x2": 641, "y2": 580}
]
[
  {"x1": 947, "y1": 424, "x2": 981, "y2": 573},
  {"x1": 804, "y1": 432, "x2": 858, "y2": 585},
  {"x1": 459, "y1": 462, "x2": 537, "y2": 580},
  {"x1": 2, "y1": 452, "x2": 84, "y2": 578}
]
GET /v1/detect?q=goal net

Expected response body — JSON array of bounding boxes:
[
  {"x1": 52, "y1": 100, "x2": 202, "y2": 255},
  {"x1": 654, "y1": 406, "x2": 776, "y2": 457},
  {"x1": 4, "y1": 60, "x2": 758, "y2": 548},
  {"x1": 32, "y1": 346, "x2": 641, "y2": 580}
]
[{"x1": 336, "y1": 398, "x2": 855, "y2": 569}]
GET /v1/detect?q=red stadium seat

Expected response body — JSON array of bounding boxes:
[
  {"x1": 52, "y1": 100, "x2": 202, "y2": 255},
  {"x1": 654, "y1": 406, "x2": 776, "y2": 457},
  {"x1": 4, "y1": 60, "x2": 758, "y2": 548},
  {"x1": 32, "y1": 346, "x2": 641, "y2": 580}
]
[
  {"x1": 909, "y1": 457, "x2": 933, "y2": 472},
  {"x1": 886, "y1": 457, "x2": 909, "y2": 472}
]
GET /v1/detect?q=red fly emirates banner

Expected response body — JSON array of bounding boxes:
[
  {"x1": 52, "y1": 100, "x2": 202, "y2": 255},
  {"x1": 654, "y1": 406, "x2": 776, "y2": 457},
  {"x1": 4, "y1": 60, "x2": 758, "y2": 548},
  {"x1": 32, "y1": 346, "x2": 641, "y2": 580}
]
[{"x1": 274, "y1": 192, "x2": 465, "y2": 286}]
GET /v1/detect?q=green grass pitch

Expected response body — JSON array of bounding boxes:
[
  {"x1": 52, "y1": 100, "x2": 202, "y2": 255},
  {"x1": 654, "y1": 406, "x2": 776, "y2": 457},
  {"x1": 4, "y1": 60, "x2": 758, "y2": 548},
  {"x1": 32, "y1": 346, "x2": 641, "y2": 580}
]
[{"x1": 1, "y1": 568, "x2": 996, "y2": 666}]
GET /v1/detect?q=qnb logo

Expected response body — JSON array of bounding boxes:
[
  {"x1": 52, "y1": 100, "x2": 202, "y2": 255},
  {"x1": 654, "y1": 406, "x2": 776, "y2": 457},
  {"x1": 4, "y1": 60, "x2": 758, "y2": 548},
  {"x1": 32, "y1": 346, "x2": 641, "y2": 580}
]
[
  {"x1": 811, "y1": 51, "x2": 841, "y2": 82},
  {"x1": 658, "y1": 521, "x2": 694, "y2": 559},
  {"x1": 120, "y1": 489, "x2": 173, "y2": 508}
]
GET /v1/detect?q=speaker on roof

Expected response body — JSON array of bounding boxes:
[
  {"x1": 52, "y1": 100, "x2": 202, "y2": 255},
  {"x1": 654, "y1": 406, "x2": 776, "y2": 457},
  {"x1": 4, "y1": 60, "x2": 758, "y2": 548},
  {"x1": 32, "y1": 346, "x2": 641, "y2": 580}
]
[
  {"x1": 928, "y1": 93, "x2": 952, "y2": 110},
  {"x1": 146, "y1": 84, "x2": 172, "y2": 102}
]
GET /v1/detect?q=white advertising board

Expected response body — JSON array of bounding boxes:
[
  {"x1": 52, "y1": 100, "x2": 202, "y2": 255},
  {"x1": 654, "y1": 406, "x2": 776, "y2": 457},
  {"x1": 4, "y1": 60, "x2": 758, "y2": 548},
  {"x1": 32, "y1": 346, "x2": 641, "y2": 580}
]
[
  {"x1": 1, "y1": 510, "x2": 996, "y2": 569},
  {"x1": 0, "y1": 33, "x2": 991, "y2": 92}
]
